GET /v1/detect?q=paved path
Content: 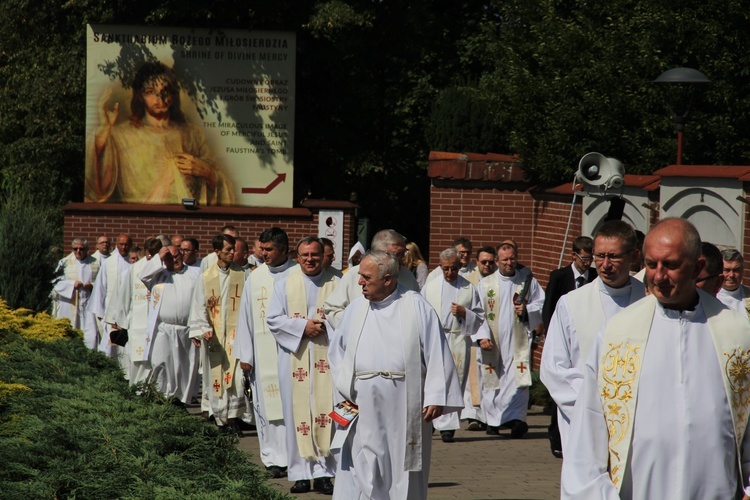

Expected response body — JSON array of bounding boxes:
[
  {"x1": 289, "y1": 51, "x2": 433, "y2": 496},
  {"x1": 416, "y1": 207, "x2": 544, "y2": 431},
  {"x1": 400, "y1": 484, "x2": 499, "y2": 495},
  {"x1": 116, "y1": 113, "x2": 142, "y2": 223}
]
[{"x1": 236, "y1": 407, "x2": 562, "y2": 499}]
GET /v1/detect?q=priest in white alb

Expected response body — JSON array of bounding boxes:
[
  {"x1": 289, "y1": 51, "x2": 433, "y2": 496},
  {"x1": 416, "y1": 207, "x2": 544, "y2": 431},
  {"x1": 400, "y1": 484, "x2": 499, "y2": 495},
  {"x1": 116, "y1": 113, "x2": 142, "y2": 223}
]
[
  {"x1": 52, "y1": 238, "x2": 101, "y2": 349},
  {"x1": 266, "y1": 236, "x2": 339, "y2": 495},
  {"x1": 87, "y1": 233, "x2": 132, "y2": 367},
  {"x1": 235, "y1": 227, "x2": 299, "y2": 479},
  {"x1": 476, "y1": 240, "x2": 544, "y2": 438},
  {"x1": 140, "y1": 245, "x2": 201, "y2": 404},
  {"x1": 109, "y1": 237, "x2": 168, "y2": 385},
  {"x1": 540, "y1": 220, "x2": 645, "y2": 452},
  {"x1": 717, "y1": 248, "x2": 750, "y2": 319},
  {"x1": 328, "y1": 250, "x2": 463, "y2": 499},
  {"x1": 189, "y1": 233, "x2": 246, "y2": 434},
  {"x1": 562, "y1": 218, "x2": 750, "y2": 499},
  {"x1": 323, "y1": 229, "x2": 418, "y2": 329},
  {"x1": 421, "y1": 247, "x2": 488, "y2": 442}
]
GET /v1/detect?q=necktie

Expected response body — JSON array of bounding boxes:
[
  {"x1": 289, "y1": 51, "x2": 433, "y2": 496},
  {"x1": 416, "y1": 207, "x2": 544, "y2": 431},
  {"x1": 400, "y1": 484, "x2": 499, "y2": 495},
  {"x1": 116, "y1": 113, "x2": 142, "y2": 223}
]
[{"x1": 576, "y1": 276, "x2": 586, "y2": 289}]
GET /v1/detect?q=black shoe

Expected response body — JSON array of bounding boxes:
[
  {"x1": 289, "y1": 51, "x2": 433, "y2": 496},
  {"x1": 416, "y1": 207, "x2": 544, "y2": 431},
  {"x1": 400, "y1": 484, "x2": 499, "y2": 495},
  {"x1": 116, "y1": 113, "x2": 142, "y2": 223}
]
[
  {"x1": 551, "y1": 449, "x2": 563, "y2": 459},
  {"x1": 510, "y1": 420, "x2": 529, "y2": 439},
  {"x1": 486, "y1": 425, "x2": 500, "y2": 435},
  {"x1": 290, "y1": 480, "x2": 311, "y2": 494},
  {"x1": 440, "y1": 430, "x2": 455, "y2": 443},
  {"x1": 466, "y1": 419, "x2": 485, "y2": 431},
  {"x1": 266, "y1": 465, "x2": 287, "y2": 478},
  {"x1": 313, "y1": 477, "x2": 334, "y2": 495}
]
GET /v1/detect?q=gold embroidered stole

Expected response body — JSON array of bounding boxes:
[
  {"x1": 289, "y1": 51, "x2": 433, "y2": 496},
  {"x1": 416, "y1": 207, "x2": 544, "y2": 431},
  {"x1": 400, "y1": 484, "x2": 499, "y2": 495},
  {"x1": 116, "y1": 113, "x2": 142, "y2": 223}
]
[
  {"x1": 479, "y1": 273, "x2": 502, "y2": 390},
  {"x1": 424, "y1": 276, "x2": 472, "y2": 387},
  {"x1": 286, "y1": 269, "x2": 337, "y2": 460},
  {"x1": 251, "y1": 264, "x2": 299, "y2": 421},
  {"x1": 203, "y1": 265, "x2": 245, "y2": 399},
  {"x1": 599, "y1": 291, "x2": 750, "y2": 491}
]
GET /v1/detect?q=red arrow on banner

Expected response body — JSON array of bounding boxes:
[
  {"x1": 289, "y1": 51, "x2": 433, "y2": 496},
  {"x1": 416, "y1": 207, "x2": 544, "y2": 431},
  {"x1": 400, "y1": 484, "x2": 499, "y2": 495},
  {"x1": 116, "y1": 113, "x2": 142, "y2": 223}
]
[{"x1": 241, "y1": 173, "x2": 287, "y2": 194}]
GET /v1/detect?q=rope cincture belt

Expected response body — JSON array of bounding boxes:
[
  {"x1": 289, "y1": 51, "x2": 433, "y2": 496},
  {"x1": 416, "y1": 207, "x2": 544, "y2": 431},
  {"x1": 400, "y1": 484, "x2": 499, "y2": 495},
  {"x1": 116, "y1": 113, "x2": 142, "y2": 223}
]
[{"x1": 355, "y1": 370, "x2": 406, "y2": 380}]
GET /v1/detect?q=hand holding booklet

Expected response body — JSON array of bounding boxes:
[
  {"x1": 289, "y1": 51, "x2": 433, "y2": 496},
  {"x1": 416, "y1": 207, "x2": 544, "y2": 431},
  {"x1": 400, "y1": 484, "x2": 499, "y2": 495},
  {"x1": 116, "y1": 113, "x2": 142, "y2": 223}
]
[{"x1": 329, "y1": 400, "x2": 359, "y2": 428}]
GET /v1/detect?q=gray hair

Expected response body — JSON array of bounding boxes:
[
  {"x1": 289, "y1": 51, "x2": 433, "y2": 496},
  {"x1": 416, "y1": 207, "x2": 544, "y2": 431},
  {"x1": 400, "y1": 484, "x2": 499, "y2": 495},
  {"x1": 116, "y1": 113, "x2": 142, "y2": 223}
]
[
  {"x1": 371, "y1": 229, "x2": 406, "y2": 252},
  {"x1": 155, "y1": 234, "x2": 172, "y2": 246},
  {"x1": 721, "y1": 248, "x2": 744, "y2": 264},
  {"x1": 366, "y1": 250, "x2": 399, "y2": 280},
  {"x1": 72, "y1": 238, "x2": 88, "y2": 249},
  {"x1": 296, "y1": 236, "x2": 324, "y2": 253},
  {"x1": 439, "y1": 247, "x2": 458, "y2": 262}
]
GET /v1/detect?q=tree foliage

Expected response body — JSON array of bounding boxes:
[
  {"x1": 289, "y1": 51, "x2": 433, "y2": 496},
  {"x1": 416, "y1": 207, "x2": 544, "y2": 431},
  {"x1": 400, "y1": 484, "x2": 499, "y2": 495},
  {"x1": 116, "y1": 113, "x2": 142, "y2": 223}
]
[
  {"x1": 0, "y1": 181, "x2": 61, "y2": 311},
  {"x1": 425, "y1": 85, "x2": 507, "y2": 153},
  {"x1": 4, "y1": 0, "x2": 750, "y2": 252},
  {"x1": 484, "y1": 0, "x2": 750, "y2": 182}
]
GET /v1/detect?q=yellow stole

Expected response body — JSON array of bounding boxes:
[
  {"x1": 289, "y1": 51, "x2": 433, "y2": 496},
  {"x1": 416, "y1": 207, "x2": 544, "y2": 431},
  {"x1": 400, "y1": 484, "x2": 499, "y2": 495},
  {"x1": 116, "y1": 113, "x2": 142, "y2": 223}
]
[
  {"x1": 286, "y1": 269, "x2": 338, "y2": 460},
  {"x1": 599, "y1": 290, "x2": 750, "y2": 490},
  {"x1": 62, "y1": 253, "x2": 99, "y2": 308},
  {"x1": 203, "y1": 264, "x2": 245, "y2": 399}
]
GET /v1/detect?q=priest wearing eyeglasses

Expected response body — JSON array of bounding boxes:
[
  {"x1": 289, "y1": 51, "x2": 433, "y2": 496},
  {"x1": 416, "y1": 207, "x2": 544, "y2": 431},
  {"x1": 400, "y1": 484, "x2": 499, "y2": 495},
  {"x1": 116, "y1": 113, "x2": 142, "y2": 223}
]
[{"x1": 541, "y1": 221, "x2": 645, "y2": 454}]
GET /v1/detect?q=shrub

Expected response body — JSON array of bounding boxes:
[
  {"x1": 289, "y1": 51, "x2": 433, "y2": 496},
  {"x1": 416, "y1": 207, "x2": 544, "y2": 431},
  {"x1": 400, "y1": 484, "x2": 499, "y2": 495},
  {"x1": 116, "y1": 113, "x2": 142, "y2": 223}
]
[
  {"x1": 0, "y1": 181, "x2": 61, "y2": 311},
  {"x1": 0, "y1": 308, "x2": 286, "y2": 499}
]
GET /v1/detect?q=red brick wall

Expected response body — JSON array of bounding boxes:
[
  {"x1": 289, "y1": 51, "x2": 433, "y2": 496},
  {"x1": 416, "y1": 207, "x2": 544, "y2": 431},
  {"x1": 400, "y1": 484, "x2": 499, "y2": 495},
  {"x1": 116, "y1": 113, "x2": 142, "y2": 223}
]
[
  {"x1": 63, "y1": 202, "x2": 357, "y2": 263},
  {"x1": 429, "y1": 184, "x2": 585, "y2": 369},
  {"x1": 429, "y1": 186, "x2": 535, "y2": 267},
  {"x1": 429, "y1": 185, "x2": 582, "y2": 285}
]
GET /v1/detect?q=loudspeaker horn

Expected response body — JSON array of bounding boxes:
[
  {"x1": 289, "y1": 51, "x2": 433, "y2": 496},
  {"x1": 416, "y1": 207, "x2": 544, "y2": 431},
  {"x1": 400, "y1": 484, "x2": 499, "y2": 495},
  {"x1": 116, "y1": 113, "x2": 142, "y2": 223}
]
[{"x1": 576, "y1": 152, "x2": 625, "y2": 189}]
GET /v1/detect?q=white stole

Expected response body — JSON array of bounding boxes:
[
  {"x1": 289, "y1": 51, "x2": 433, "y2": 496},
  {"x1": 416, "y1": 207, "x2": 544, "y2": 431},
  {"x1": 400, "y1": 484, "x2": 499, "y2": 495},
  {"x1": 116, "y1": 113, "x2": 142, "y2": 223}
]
[
  {"x1": 250, "y1": 264, "x2": 293, "y2": 422},
  {"x1": 128, "y1": 258, "x2": 150, "y2": 358},
  {"x1": 336, "y1": 290, "x2": 424, "y2": 471},
  {"x1": 424, "y1": 276, "x2": 471, "y2": 383},
  {"x1": 568, "y1": 278, "x2": 607, "y2": 363},
  {"x1": 479, "y1": 272, "x2": 502, "y2": 390},
  {"x1": 142, "y1": 277, "x2": 167, "y2": 362}
]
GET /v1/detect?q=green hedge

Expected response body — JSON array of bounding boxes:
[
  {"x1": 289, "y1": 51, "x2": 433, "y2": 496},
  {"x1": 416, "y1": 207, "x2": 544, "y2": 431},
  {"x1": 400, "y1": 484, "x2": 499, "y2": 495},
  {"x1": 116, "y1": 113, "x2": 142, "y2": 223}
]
[{"x1": 0, "y1": 307, "x2": 287, "y2": 499}]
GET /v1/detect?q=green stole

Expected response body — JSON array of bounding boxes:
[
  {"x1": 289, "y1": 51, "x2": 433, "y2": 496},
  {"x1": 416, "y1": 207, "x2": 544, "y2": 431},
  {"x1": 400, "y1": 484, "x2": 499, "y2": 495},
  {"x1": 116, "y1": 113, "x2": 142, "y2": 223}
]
[{"x1": 599, "y1": 290, "x2": 750, "y2": 491}]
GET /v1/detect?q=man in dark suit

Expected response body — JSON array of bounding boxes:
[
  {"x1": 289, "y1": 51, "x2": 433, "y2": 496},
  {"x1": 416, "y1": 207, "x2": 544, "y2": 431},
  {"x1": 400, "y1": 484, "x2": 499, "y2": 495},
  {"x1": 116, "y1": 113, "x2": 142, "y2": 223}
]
[{"x1": 541, "y1": 236, "x2": 596, "y2": 458}]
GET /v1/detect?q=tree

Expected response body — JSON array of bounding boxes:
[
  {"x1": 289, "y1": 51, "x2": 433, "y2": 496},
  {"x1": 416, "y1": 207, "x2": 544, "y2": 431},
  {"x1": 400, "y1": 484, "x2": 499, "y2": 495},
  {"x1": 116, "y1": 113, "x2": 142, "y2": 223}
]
[{"x1": 483, "y1": 0, "x2": 750, "y2": 183}]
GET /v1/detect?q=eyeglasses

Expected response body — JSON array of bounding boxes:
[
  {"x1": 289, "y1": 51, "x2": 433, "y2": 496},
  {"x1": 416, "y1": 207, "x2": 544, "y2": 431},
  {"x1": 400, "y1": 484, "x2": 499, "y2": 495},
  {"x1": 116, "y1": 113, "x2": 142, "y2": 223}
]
[
  {"x1": 441, "y1": 266, "x2": 458, "y2": 272},
  {"x1": 574, "y1": 253, "x2": 593, "y2": 264},
  {"x1": 298, "y1": 253, "x2": 322, "y2": 260},
  {"x1": 696, "y1": 274, "x2": 719, "y2": 284},
  {"x1": 592, "y1": 251, "x2": 632, "y2": 263},
  {"x1": 73, "y1": 247, "x2": 86, "y2": 252},
  {"x1": 179, "y1": 248, "x2": 194, "y2": 253}
]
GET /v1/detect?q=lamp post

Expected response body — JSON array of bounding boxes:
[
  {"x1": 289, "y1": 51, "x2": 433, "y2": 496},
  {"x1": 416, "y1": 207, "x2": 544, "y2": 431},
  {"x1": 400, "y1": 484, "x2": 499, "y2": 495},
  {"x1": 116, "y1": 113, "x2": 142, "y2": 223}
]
[{"x1": 653, "y1": 67, "x2": 711, "y2": 165}]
